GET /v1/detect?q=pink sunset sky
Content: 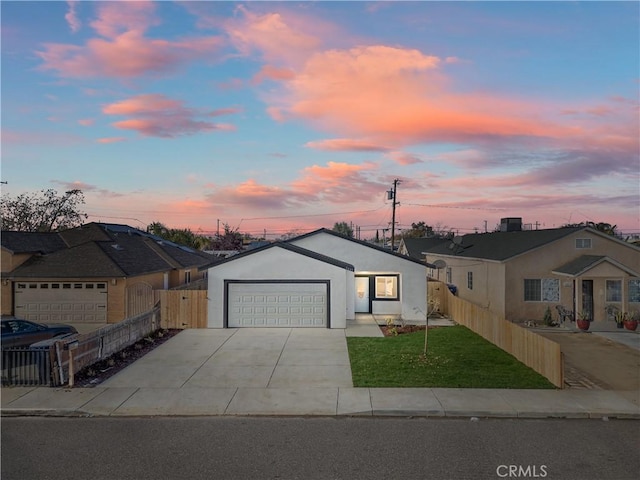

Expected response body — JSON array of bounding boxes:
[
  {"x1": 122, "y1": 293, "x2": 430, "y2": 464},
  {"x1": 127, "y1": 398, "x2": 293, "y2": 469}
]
[{"x1": 2, "y1": 1, "x2": 639, "y2": 238}]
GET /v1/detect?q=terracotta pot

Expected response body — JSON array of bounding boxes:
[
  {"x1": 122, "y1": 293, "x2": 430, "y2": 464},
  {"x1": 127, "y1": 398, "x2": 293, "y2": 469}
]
[
  {"x1": 623, "y1": 320, "x2": 638, "y2": 332},
  {"x1": 576, "y1": 319, "x2": 590, "y2": 331}
]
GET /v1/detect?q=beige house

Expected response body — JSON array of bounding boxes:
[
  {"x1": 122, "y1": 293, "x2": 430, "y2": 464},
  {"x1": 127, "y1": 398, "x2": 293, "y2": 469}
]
[
  {"x1": 422, "y1": 224, "x2": 640, "y2": 324},
  {"x1": 1, "y1": 223, "x2": 214, "y2": 327}
]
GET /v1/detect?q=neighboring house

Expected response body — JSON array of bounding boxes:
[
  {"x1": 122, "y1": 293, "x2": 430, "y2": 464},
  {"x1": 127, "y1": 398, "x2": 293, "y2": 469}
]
[
  {"x1": 205, "y1": 228, "x2": 431, "y2": 328},
  {"x1": 1, "y1": 223, "x2": 214, "y2": 325},
  {"x1": 422, "y1": 220, "x2": 640, "y2": 323},
  {"x1": 397, "y1": 237, "x2": 450, "y2": 280}
]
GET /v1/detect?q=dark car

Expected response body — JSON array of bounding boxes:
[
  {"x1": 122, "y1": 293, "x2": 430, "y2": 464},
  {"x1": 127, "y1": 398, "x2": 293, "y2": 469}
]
[{"x1": 1, "y1": 318, "x2": 78, "y2": 348}]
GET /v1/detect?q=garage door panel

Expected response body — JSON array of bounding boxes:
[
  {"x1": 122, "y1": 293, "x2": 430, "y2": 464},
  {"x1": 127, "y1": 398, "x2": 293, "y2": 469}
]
[
  {"x1": 15, "y1": 282, "x2": 108, "y2": 323},
  {"x1": 228, "y1": 283, "x2": 327, "y2": 328}
]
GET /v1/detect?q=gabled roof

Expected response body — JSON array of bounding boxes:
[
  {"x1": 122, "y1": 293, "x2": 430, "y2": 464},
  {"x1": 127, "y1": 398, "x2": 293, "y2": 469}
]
[
  {"x1": 1, "y1": 231, "x2": 67, "y2": 254},
  {"x1": 287, "y1": 228, "x2": 434, "y2": 267},
  {"x1": 5, "y1": 222, "x2": 215, "y2": 279},
  {"x1": 400, "y1": 237, "x2": 449, "y2": 260},
  {"x1": 553, "y1": 255, "x2": 640, "y2": 277},
  {"x1": 424, "y1": 227, "x2": 584, "y2": 261},
  {"x1": 203, "y1": 241, "x2": 354, "y2": 272},
  {"x1": 9, "y1": 242, "x2": 127, "y2": 277}
]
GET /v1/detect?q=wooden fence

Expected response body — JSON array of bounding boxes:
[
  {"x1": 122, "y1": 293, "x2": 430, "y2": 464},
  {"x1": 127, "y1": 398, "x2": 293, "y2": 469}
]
[
  {"x1": 2, "y1": 305, "x2": 162, "y2": 387},
  {"x1": 428, "y1": 281, "x2": 564, "y2": 388},
  {"x1": 158, "y1": 290, "x2": 208, "y2": 329}
]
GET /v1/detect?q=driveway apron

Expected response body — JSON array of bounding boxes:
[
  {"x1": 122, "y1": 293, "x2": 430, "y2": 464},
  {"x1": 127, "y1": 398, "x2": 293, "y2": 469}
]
[{"x1": 101, "y1": 328, "x2": 353, "y2": 390}]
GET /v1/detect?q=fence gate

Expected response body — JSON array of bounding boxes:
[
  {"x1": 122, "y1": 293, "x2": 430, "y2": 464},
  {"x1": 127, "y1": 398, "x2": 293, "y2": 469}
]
[
  {"x1": 2, "y1": 347, "x2": 57, "y2": 387},
  {"x1": 158, "y1": 290, "x2": 208, "y2": 329}
]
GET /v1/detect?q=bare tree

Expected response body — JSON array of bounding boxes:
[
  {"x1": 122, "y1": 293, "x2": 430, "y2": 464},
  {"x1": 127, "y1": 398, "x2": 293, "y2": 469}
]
[{"x1": 0, "y1": 189, "x2": 87, "y2": 232}]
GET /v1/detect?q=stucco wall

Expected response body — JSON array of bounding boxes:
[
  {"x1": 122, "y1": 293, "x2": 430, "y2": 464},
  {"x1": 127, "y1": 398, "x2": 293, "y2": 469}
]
[
  {"x1": 290, "y1": 233, "x2": 427, "y2": 320},
  {"x1": 207, "y1": 246, "x2": 353, "y2": 328},
  {"x1": 427, "y1": 229, "x2": 640, "y2": 323}
]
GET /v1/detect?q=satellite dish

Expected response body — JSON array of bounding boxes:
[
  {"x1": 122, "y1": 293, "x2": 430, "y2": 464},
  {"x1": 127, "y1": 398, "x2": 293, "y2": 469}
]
[
  {"x1": 448, "y1": 236, "x2": 465, "y2": 254},
  {"x1": 433, "y1": 259, "x2": 447, "y2": 269}
]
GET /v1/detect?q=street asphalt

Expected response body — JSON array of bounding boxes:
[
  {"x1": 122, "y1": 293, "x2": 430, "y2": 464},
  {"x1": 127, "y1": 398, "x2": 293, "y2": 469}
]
[{"x1": 1, "y1": 315, "x2": 639, "y2": 419}]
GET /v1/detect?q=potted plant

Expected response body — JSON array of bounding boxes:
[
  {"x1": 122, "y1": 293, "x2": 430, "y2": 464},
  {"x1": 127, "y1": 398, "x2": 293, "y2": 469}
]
[
  {"x1": 623, "y1": 311, "x2": 639, "y2": 332},
  {"x1": 614, "y1": 310, "x2": 626, "y2": 329},
  {"x1": 576, "y1": 311, "x2": 591, "y2": 331}
]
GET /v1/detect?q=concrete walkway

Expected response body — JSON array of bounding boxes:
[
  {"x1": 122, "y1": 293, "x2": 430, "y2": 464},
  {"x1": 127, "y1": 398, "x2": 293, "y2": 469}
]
[{"x1": 2, "y1": 315, "x2": 639, "y2": 419}]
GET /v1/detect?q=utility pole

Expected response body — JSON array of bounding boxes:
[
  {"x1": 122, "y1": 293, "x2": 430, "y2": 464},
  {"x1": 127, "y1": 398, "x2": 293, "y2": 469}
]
[{"x1": 388, "y1": 179, "x2": 400, "y2": 250}]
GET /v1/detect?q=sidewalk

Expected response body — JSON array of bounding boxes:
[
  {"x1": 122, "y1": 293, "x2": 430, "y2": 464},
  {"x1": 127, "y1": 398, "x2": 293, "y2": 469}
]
[
  {"x1": 2, "y1": 384, "x2": 639, "y2": 418},
  {"x1": 2, "y1": 316, "x2": 639, "y2": 419}
]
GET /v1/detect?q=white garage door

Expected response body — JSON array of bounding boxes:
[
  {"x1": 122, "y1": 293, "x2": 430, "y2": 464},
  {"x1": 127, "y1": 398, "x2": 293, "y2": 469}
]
[
  {"x1": 228, "y1": 282, "x2": 327, "y2": 327},
  {"x1": 14, "y1": 281, "x2": 108, "y2": 324}
]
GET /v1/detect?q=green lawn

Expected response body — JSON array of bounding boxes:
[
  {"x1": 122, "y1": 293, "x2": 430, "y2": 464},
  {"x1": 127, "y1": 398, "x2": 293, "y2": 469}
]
[{"x1": 347, "y1": 325, "x2": 555, "y2": 389}]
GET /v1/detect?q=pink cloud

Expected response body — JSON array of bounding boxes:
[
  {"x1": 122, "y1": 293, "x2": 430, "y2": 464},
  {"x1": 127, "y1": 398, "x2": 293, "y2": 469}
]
[
  {"x1": 290, "y1": 161, "x2": 386, "y2": 203},
  {"x1": 51, "y1": 179, "x2": 124, "y2": 198},
  {"x1": 206, "y1": 179, "x2": 295, "y2": 210},
  {"x1": 216, "y1": 78, "x2": 245, "y2": 91},
  {"x1": 387, "y1": 151, "x2": 424, "y2": 165},
  {"x1": 103, "y1": 94, "x2": 237, "y2": 138},
  {"x1": 224, "y1": 5, "x2": 323, "y2": 64},
  {"x1": 65, "y1": 1, "x2": 81, "y2": 33},
  {"x1": 97, "y1": 137, "x2": 125, "y2": 144},
  {"x1": 252, "y1": 65, "x2": 296, "y2": 84},
  {"x1": 37, "y1": 2, "x2": 223, "y2": 78},
  {"x1": 78, "y1": 118, "x2": 94, "y2": 126},
  {"x1": 305, "y1": 138, "x2": 390, "y2": 152}
]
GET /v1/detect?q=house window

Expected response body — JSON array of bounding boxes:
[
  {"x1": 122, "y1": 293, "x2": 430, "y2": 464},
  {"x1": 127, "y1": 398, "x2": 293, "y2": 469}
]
[
  {"x1": 575, "y1": 238, "x2": 592, "y2": 249},
  {"x1": 446, "y1": 267, "x2": 452, "y2": 284},
  {"x1": 606, "y1": 280, "x2": 622, "y2": 302},
  {"x1": 375, "y1": 276, "x2": 398, "y2": 299},
  {"x1": 467, "y1": 272, "x2": 473, "y2": 290},
  {"x1": 184, "y1": 271, "x2": 191, "y2": 284},
  {"x1": 524, "y1": 279, "x2": 541, "y2": 301},
  {"x1": 524, "y1": 278, "x2": 560, "y2": 302},
  {"x1": 542, "y1": 279, "x2": 560, "y2": 301},
  {"x1": 629, "y1": 279, "x2": 640, "y2": 303}
]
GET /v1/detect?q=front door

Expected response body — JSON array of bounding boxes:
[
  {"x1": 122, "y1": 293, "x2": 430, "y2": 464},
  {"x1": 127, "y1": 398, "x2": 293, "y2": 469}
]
[
  {"x1": 581, "y1": 280, "x2": 594, "y2": 320},
  {"x1": 355, "y1": 277, "x2": 370, "y2": 313}
]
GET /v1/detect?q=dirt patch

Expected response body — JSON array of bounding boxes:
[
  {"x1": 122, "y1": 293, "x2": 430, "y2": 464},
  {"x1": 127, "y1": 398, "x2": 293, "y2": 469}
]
[
  {"x1": 74, "y1": 329, "x2": 181, "y2": 387},
  {"x1": 379, "y1": 325, "x2": 443, "y2": 336},
  {"x1": 537, "y1": 330, "x2": 640, "y2": 393}
]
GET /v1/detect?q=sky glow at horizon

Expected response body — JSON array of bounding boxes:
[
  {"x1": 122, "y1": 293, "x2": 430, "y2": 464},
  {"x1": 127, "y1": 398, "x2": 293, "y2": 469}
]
[{"x1": 2, "y1": 1, "x2": 639, "y2": 238}]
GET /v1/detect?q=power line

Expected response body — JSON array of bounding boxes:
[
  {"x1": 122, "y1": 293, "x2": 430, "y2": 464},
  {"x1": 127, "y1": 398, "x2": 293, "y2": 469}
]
[{"x1": 404, "y1": 203, "x2": 506, "y2": 211}]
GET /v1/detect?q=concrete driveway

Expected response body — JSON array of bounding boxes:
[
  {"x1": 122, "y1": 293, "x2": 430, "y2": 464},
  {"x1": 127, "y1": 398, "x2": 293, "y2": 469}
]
[{"x1": 101, "y1": 328, "x2": 353, "y2": 389}]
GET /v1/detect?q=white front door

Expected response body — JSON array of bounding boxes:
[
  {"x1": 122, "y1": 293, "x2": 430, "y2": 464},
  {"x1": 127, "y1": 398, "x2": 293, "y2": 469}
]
[{"x1": 355, "y1": 277, "x2": 370, "y2": 313}]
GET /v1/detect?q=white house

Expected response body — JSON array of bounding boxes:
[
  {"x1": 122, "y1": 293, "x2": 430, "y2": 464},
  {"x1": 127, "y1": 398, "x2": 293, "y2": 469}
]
[
  {"x1": 289, "y1": 229, "x2": 428, "y2": 322},
  {"x1": 206, "y1": 229, "x2": 429, "y2": 328}
]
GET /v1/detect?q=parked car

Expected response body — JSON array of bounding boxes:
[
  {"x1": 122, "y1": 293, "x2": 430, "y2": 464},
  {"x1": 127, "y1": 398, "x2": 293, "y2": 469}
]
[{"x1": 1, "y1": 318, "x2": 77, "y2": 348}]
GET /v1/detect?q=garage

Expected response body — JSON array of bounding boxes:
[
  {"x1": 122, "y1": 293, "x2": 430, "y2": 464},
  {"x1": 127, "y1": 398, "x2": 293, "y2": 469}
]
[
  {"x1": 207, "y1": 242, "x2": 354, "y2": 329},
  {"x1": 227, "y1": 282, "x2": 328, "y2": 327},
  {"x1": 14, "y1": 281, "x2": 108, "y2": 324}
]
